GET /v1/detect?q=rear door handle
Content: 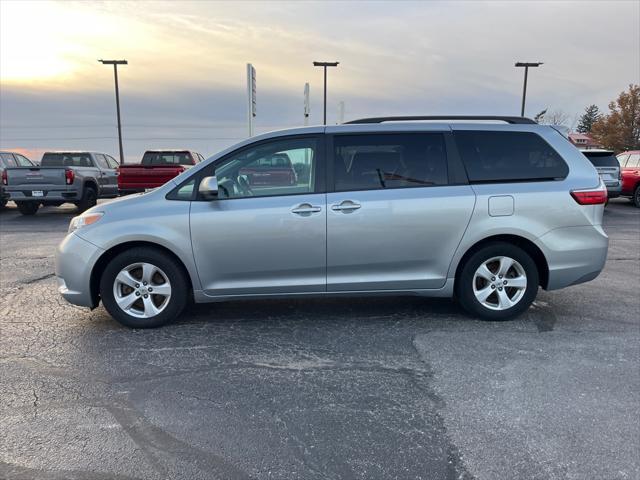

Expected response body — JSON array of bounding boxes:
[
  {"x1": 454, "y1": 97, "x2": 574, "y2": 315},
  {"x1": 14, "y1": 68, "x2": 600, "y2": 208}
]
[
  {"x1": 331, "y1": 200, "x2": 361, "y2": 212},
  {"x1": 291, "y1": 203, "x2": 322, "y2": 215}
]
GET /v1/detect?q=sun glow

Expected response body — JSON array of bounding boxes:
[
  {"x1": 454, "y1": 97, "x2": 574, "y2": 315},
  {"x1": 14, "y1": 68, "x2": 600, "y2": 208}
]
[{"x1": 0, "y1": 1, "x2": 147, "y2": 86}]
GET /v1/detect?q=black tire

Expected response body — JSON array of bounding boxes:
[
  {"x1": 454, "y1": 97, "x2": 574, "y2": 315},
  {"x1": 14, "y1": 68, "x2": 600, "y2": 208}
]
[
  {"x1": 0, "y1": 198, "x2": 6, "y2": 210},
  {"x1": 633, "y1": 185, "x2": 640, "y2": 208},
  {"x1": 77, "y1": 186, "x2": 97, "y2": 212},
  {"x1": 16, "y1": 201, "x2": 39, "y2": 215},
  {"x1": 100, "y1": 247, "x2": 189, "y2": 328},
  {"x1": 456, "y1": 242, "x2": 539, "y2": 321}
]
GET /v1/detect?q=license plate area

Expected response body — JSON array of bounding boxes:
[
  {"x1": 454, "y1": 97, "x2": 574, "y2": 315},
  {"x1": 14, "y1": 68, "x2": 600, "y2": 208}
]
[{"x1": 32, "y1": 190, "x2": 44, "y2": 197}]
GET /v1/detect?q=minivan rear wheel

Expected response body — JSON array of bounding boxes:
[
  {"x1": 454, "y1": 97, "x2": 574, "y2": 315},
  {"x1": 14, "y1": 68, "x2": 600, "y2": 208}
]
[
  {"x1": 100, "y1": 247, "x2": 189, "y2": 328},
  {"x1": 457, "y1": 242, "x2": 539, "y2": 321}
]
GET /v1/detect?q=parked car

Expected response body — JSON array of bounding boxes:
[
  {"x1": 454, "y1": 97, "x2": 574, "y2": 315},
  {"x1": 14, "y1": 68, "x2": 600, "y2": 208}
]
[
  {"x1": 117, "y1": 150, "x2": 204, "y2": 195},
  {"x1": 239, "y1": 152, "x2": 298, "y2": 186},
  {"x1": 616, "y1": 150, "x2": 640, "y2": 207},
  {"x1": 3, "y1": 151, "x2": 119, "y2": 215},
  {"x1": 55, "y1": 116, "x2": 608, "y2": 328},
  {"x1": 1, "y1": 151, "x2": 36, "y2": 209},
  {"x1": 580, "y1": 149, "x2": 621, "y2": 199}
]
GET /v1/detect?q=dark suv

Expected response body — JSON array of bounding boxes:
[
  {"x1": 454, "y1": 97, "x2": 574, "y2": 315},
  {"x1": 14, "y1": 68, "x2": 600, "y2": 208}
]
[{"x1": 580, "y1": 149, "x2": 621, "y2": 199}]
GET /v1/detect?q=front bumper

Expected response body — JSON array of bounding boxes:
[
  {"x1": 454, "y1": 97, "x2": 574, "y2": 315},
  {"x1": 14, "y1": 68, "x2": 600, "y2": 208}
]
[
  {"x1": 537, "y1": 225, "x2": 609, "y2": 290},
  {"x1": 55, "y1": 232, "x2": 104, "y2": 308}
]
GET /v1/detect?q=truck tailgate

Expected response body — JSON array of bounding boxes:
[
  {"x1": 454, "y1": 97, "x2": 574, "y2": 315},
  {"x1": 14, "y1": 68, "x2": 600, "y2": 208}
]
[
  {"x1": 5, "y1": 167, "x2": 67, "y2": 186},
  {"x1": 118, "y1": 165, "x2": 185, "y2": 189}
]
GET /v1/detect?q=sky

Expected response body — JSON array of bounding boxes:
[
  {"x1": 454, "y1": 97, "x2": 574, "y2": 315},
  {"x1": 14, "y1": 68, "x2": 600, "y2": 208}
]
[{"x1": 1, "y1": 0, "x2": 639, "y2": 162}]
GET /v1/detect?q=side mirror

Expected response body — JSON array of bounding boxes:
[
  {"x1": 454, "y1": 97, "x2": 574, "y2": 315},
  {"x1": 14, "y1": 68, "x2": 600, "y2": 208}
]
[{"x1": 198, "y1": 176, "x2": 219, "y2": 200}]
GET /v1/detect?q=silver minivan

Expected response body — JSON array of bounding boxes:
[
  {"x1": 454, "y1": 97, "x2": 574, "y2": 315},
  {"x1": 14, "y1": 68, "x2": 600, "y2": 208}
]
[{"x1": 55, "y1": 116, "x2": 609, "y2": 328}]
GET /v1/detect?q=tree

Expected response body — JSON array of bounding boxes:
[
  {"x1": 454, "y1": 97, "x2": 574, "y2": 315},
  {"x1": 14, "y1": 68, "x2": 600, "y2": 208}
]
[
  {"x1": 576, "y1": 105, "x2": 602, "y2": 133},
  {"x1": 591, "y1": 84, "x2": 640, "y2": 152},
  {"x1": 539, "y1": 109, "x2": 570, "y2": 127},
  {"x1": 533, "y1": 109, "x2": 547, "y2": 123}
]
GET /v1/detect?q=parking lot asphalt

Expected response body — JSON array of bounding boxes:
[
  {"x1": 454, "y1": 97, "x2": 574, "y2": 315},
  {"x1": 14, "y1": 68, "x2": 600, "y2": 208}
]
[{"x1": 0, "y1": 199, "x2": 638, "y2": 480}]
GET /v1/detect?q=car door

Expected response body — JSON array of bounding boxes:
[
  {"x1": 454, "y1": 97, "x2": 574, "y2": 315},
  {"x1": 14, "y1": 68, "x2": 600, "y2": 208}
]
[
  {"x1": 325, "y1": 129, "x2": 476, "y2": 291},
  {"x1": 189, "y1": 135, "x2": 327, "y2": 296},
  {"x1": 93, "y1": 154, "x2": 118, "y2": 197},
  {"x1": 621, "y1": 153, "x2": 640, "y2": 195}
]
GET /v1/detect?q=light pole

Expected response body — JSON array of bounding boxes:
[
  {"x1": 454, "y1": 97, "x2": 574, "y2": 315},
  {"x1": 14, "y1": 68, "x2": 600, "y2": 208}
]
[
  {"x1": 99, "y1": 59, "x2": 127, "y2": 164},
  {"x1": 313, "y1": 61, "x2": 339, "y2": 125},
  {"x1": 515, "y1": 62, "x2": 543, "y2": 117}
]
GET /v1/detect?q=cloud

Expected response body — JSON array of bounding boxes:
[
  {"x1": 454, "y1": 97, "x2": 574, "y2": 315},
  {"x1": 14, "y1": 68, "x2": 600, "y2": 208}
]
[{"x1": 1, "y1": 0, "x2": 638, "y2": 160}]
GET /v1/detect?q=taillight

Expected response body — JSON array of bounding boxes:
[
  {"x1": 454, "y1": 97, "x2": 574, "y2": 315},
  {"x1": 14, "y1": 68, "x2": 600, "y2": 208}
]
[
  {"x1": 65, "y1": 169, "x2": 75, "y2": 185},
  {"x1": 1, "y1": 170, "x2": 7, "y2": 185},
  {"x1": 571, "y1": 186, "x2": 607, "y2": 205}
]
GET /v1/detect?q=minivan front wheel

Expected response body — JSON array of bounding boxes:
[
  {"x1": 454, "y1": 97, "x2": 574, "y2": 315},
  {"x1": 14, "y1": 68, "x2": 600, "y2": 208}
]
[
  {"x1": 100, "y1": 247, "x2": 189, "y2": 328},
  {"x1": 457, "y1": 242, "x2": 539, "y2": 321}
]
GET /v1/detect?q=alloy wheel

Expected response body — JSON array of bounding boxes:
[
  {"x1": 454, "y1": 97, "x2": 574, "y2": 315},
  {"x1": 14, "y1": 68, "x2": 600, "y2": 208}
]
[
  {"x1": 472, "y1": 256, "x2": 527, "y2": 311},
  {"x1": 112, "y1": 262, "x2": 172, "y2": 318}
]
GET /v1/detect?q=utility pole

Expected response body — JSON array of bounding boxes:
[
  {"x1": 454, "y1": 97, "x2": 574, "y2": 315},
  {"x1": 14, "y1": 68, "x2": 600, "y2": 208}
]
[
  {"x1": 515, "y1": 61, "x2": 543, "y2": 117},
  {"x1": 99, "y1": 59, "x2": 127, "y2": 164},
  {"x1": 304, "y1": 83, "x2": 310, "y2": 126},
  {"x1": 313, "y1": 61, "x2": 339, "y2": 125},
  {"x1": 247, "y1": 64, "x2": 256, "y2": 137}
]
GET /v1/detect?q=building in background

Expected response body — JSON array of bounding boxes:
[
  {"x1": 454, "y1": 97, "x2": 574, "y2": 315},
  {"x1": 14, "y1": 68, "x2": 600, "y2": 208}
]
[{"x1": 569, "y1": 132, "x2": 601, "y2": 149}]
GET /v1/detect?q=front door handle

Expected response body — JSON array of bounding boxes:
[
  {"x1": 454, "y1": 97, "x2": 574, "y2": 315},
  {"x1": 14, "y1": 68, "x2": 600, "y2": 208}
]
[
  {"x1": 331, "y1": 200, "x2": 361, "y2": 212},
  {"x1": 291, "y1": 203, "x2": 322, "y2": 215}
]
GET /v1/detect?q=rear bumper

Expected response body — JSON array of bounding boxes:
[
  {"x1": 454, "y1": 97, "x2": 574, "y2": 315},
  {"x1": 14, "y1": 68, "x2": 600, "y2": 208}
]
[
  {"x1": 55, "y1": 232, "x2": 104, "y2": 308},
  {"x1": 604, "y1": 183, "x2": 621, "y2": 198},
  {"x1": 7, "y1": 186, "x2": 79, "y2": 202},
  {"x1": 537, "y1": 225, "x2": 608, "y2": 290}
]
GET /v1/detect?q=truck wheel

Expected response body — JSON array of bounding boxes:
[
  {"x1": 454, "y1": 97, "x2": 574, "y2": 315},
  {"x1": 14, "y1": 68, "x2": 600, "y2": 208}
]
[
  {"x1": 77, "y1": 187, "x2": 97, "y2": 212},
  {"x1": 0, "y1": 199, "x2": 6, "y2": 210},
  {"x1": 456, "y1": 242, "x2": 539, "y2": 321},
  {"x1": 633, "y1": 185, "x2": 640, "y2": 208},
  {"x1": 100, "y1": 247, "x2": 189, "y2": 328},
  {"x1": 16, "y1": 202, "x2": 39, "y2": 215}
]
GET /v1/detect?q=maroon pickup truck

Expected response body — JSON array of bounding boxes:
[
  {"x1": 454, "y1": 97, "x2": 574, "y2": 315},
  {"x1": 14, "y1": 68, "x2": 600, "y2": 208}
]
[
  {"x1": 239, "y1": 153, "x2": 297, "y2": 186},
  {"x1": 118, "y1": 150, "x2": 204, "y2": 195}
]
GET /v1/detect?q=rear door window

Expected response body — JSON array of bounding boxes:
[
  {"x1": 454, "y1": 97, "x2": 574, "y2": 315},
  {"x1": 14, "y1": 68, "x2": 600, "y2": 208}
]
[
  {"x1": 94, "y1": 154, "x2": 110, "y2": 169},
  {"x1": 333, "y1": 133, "x2": 448, "y2": 192},
  {"x1": 626, "y1": 154, "x2": 640, "y2": 168},
  {"x1": 454, "y1": 131, "x2": 568, "y2": 183}
]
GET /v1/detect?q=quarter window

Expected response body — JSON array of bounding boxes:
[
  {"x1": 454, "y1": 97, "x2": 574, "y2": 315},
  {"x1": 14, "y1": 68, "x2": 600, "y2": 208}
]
[
  {"x1": 333, "y1": 133, "x2": 448, "y2": 192},
  {"x1": 454, "y1": 131, "x2": 569, "y2": 183},
  {"x1": 207, "y1": 137, "x2": 318, "y2": 199}
]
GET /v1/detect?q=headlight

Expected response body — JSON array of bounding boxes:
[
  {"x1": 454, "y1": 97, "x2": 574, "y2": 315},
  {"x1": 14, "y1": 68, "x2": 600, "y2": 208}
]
[{"x1": 69, "y1": 212, "x2": 104, "y2": 233}]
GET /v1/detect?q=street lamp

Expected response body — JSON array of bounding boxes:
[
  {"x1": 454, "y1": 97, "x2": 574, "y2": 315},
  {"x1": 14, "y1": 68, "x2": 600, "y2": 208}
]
[
  {"x1": 515, "y1": 61, "x2": 543, "y2": 117},
  {"x1": 313, "y1": 61, "x2": 339, "y2": 125},
  {"x1": 99, "y1": 59, "x2": 128, "y2": 164}
]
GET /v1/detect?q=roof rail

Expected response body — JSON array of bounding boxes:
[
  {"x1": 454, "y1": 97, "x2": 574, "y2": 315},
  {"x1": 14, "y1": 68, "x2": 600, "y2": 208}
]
[{"x1": 343, "y1": 115, "x2": 537, "y2": 125}]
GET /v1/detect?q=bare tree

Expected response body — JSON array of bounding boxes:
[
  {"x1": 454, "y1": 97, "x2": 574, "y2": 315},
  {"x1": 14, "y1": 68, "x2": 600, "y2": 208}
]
[{"x1": 540, "y1": 109, "x2": 571, "y2": 127}]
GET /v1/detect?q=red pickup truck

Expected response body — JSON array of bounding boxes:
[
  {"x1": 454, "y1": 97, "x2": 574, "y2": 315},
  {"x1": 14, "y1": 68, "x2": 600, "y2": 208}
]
[{"x1": 118, "y1": 150, "x2": 204, "y2": 195}]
